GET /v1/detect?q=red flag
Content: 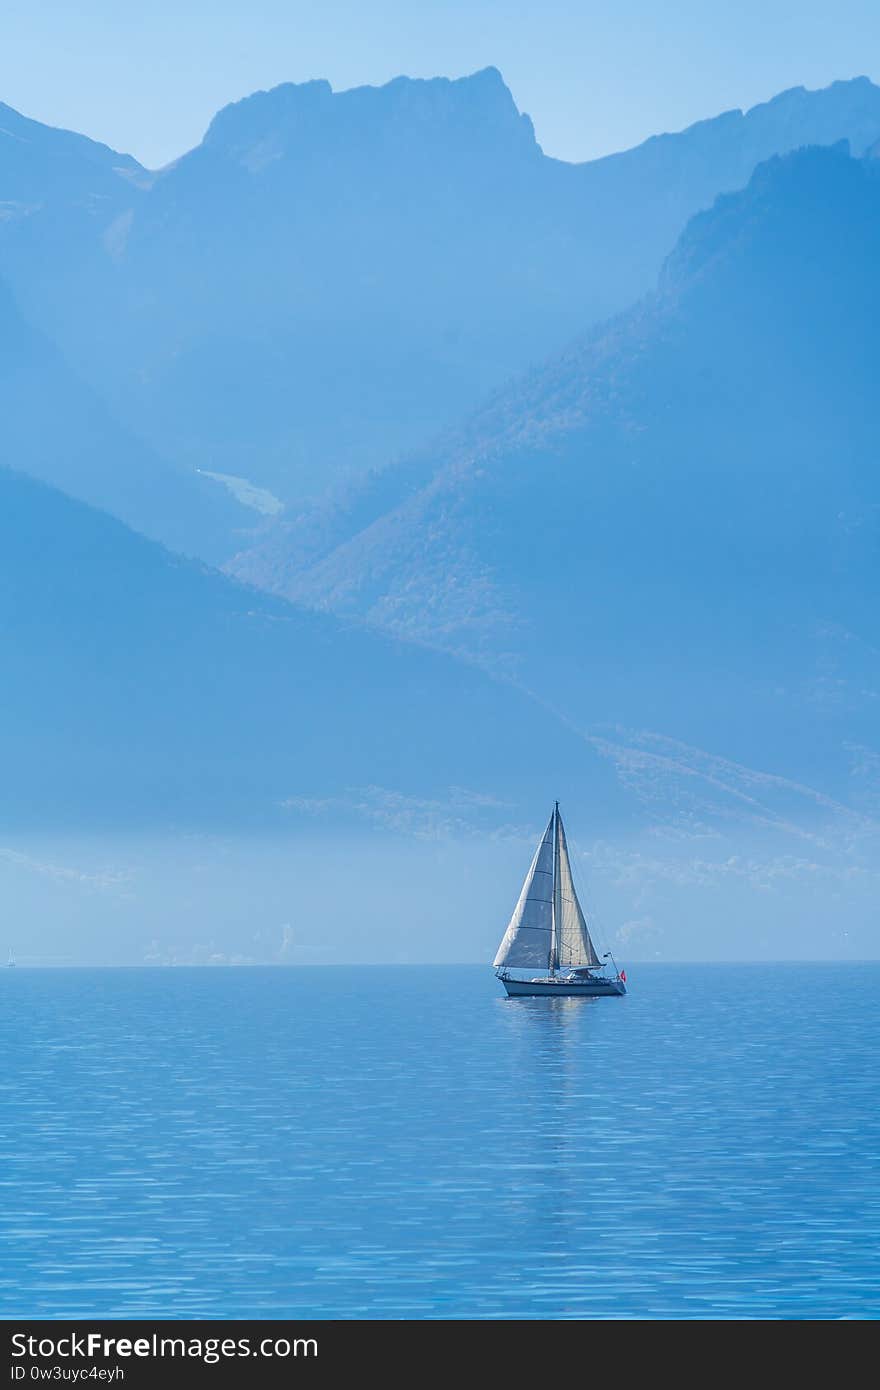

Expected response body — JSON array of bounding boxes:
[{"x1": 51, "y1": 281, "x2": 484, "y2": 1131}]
[{"x1": 620, "y1": 969, "x2": 627, "y2": 983}]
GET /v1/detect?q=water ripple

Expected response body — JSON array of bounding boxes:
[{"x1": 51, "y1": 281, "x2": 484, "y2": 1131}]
[{"x1": 0, "y1": 963, "x2": 878, "y2": 1319}]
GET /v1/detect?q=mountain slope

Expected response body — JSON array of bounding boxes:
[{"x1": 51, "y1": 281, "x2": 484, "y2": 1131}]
[
  {"x1": 0, "y1": 278, "x2": 247, "y2": 559},
  {"x1": 0, "y1": 98, "x2": 145, "y2": 205},
  {"x1": 557, "y1": 74, "x2": 880, "y2": 310},
  {"x1": 232, "y1": 143, "x2": 880, "y2": 807},
  {"x1": 3, "y1": 72, "x2": 880, "y2": 551},
  {"x1": 0, "y1": 467, "x2": 623, "y2": 831},
  {"x1": 0, "y1": 100, "x2": 147, "y2": 325}
]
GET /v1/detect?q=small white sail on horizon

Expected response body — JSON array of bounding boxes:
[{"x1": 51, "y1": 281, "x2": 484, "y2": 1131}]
[{"x1": 493, "y1": 803, "x2": 626, "y2": 997}]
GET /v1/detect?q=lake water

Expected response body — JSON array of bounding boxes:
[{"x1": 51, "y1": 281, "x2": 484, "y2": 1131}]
[{"x1": 1, "y1": 963, "x2": 878, "y2": 1320}]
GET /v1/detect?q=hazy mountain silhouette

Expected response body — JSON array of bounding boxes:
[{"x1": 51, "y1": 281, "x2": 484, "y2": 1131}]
[
  {"x1": 233, "y1": 143, "x2": 880, "y2": 808},
  {"x1": 3, "y1": 72, "x2": 880, "y2": 556},
  {"x1": 0, "y1": 97, "x2": 146, "y2": 203},
  {"x1": 0, "y1": 277, "x2": 247, "y2": 558},
  {"x1": 0, "y1": 466, "x2": 625, "y2": 831}
]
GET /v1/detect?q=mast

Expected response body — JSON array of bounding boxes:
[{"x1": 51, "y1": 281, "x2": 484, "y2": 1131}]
[{"x1": 549, "y1": 801, "x2": 560, "y2": 976}]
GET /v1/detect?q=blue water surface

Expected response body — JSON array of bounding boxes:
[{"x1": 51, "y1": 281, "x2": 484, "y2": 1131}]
[{"x1": 1, "y1": 963, "x2": 877, "y2": 1319}]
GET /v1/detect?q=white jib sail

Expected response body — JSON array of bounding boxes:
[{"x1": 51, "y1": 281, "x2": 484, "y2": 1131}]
[
  {"x1": 555, "y1": 813, "x2": 601, "y2": 968},
  {"x1": 493, "y1": 814, "x2": 555, "y2": 968}
]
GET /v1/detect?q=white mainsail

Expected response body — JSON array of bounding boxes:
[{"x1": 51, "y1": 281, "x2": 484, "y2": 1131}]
[
  {"x1": 554, "y1": 812, "x2": 601, "y2": 968},
  {"x1": 493, "y1": 814, "x2": 555, "y2": 969},
  {"x1": 494, "y1": 805, "x2": 602, "y2": 973}
]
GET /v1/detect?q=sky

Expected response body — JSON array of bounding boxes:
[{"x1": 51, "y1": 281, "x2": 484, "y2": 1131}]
[
  {"x1": 4, "y1": 824, "x2": 876, "y2": 966},
  {"x1": 2, "y1": 0, "x2": 880, "y2": 168}
]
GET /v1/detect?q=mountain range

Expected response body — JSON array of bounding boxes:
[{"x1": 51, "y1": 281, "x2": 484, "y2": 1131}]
[
  {"x1": 232, "y1": 142, "x2": 880, "y2": 815},
  {"x1": 2, "y1": 73, "x2": 879, "y2": 960},
  {"x1": 3, "y1": 71, "x2": 880, "y2": 560}
]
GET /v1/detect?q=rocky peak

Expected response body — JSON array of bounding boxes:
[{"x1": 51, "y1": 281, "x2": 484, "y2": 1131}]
[{"x1": 201, "y1": 67, "x2": 538, "y2": 169}]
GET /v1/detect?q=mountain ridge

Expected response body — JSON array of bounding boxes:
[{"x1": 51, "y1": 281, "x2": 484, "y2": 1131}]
[
  {"x1": 4, "y1": 68, "x2": 876, "y2": 175},
  {"x1": 4, "y1": 70, "x2": 880, "y2": 559},
  {"x1": 201, "y1": 66, "x2": 538, "y2": 163}
]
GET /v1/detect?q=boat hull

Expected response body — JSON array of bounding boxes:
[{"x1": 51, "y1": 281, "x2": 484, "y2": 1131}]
[{"x1": 500, "y1": 976, "x2": 626, "y2": 998}]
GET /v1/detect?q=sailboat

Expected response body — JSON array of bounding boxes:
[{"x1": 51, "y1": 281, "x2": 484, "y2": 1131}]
[
  {"x1": 6, "y1": 948, "x2": 15, "y2": 968},
  {"x1": 494, "y1": 803, "x2": 626, "y2": 997}
]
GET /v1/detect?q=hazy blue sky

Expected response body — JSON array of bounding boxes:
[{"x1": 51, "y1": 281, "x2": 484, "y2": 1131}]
[{"x1": 3, "y1": 0, "x2": 880, "y2": 168}]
